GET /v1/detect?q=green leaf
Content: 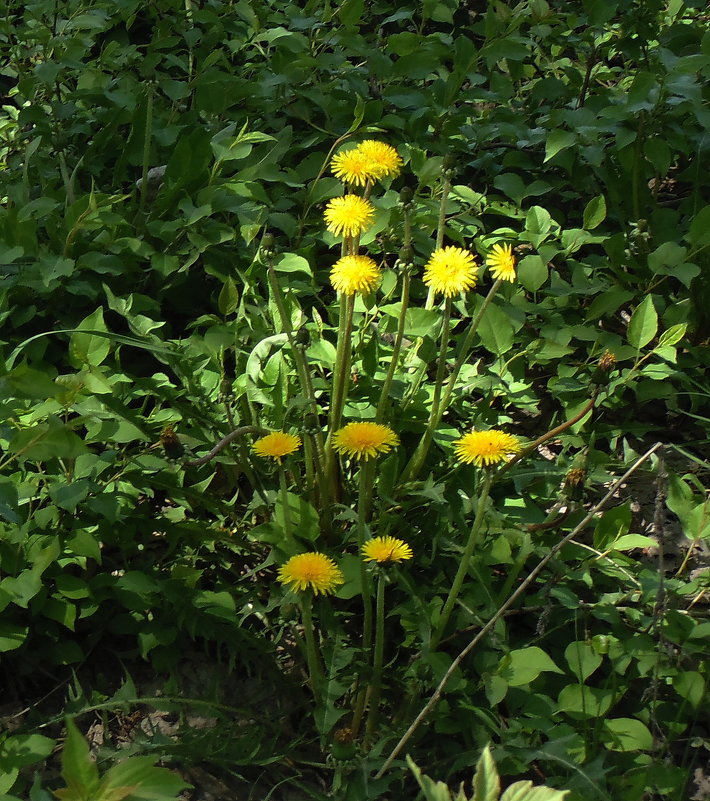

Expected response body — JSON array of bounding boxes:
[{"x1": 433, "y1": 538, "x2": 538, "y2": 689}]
[
  {"x1": 476, "y1": 303, "x2": 514, "y2": 355},
  {"x1": 99, "y1": 756, "x2": 189, "y2": 801},
  {"x1": 69, "y1": 308, "x2": 111, "y2": 368},
  {"x1": 407, "y1": 756, "x2": 453, "y2": 801},
  {"x1": 517, "y1": 255, "x2": 548, "y2": 292},
  {"x1": 59, "y1": 718, "x2": 101, "y2": 800},
  {"x1": 273, "y1": 252, "x2": 312, "y2": 275},
  {"x1": 593, "y1": 504, "x2": 631, "y2": 549},
  {"x1": 626, "y1": 295, "x2": 658, "y2": 349},
  {"x1": 49, "y1": 479, "x2": 90, "y2": 513},
  {"x1": 582, "y1": 195, "x2": 606, "y2": 230},
  {"x1": 688, "y1": 205, "x2": 710, "y2": 247},
  {"x1": 656, "y1": 323, "x2": 686, "y2": 348},
  {"x1": 472, "y1": 745, "x2": 499, "y2": 801},
  {"x1": 499, "y1": 647, "x2": 564, "y2": 686},
  {"x1": 673, "y1": 671, "x2": 705, "y2": 709},
  {"x1": 602, "y1": 718, "x2": 653, "y2": 752},
  {"x1": 544, "y1": 130, "x2": 575, "y2": 163},
  {"x1": 500, "y1": 781, "x2": 569, "y2": 801},
  {"x1": 557, "y1": 684, "x2": 613, "y2": 718},
  {"x1": 217, "y1": 277, "x2": 239, "y2": 316},
  {"x1": 525, "y1": 206, "x2": 552, "y2": 236},
  {"x1": 610, "y1": 534, "x2": 656, "y2": 551},
  {"x1": 0, "y1": 622, "x2": 28, "y2": 651},
  {"x1": 564, "y1": 641, "x2": 602, "y2": 681}
]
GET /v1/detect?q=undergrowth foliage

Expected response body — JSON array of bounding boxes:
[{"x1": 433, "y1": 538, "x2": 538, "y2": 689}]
[{"x1": 0, "y1": 0, "x2": 709, "y2": 799}]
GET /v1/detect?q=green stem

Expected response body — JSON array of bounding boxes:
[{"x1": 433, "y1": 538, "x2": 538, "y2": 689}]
[
  {"x1": 351, "y1": 460, "x2": 376, "y2": 736},
  {"x1": 139, "y1": 84, "x2": 154, "y2": 213},
  {"x1": 323, "y1": 293, "x2": 356, "y2": 502},
  {"x1": 266, "y1": 261, "x2": 326, "y2": 490},
  {"x1": 430, "y1": 470, "x2": 494, "y2": 650},
  {"x1": 365, "y1": 570, "x2": 386, "y2": 743},
  {"x1": 279, "y1": 466, "x2": 292, "y2": 538},
  {"x1": 301, "y1": 594, "x2": 324, "y2": 703},
  {"x1": 400, "y1": 298, "x2": 452, "y2": 483},
  {"x1": 425, "y1": 174, "x2": 452, "y2": 310},
  {"x1": 376, "y1": 267, "x2": 412, "y2": 423}
]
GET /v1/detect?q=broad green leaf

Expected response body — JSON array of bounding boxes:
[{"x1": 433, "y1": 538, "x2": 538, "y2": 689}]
[
  {"x1": 58, "y1": 718, "x2": 100, "y2": 799},
  {"x1": 274, "y1": 252, "x2": 312, "y2": 275},
  {"x1": 501, "y1": 781, "x2": 569, "y2": 801},
  {"x1": 557, "y1": 684, "x2": 613, "y2": 718},
  {"x1": 477, "y1": 304, "x2": 514, "y2": 355},
  {"x1": 98, "y1": 756, "x2": 189, "y2": 801},
  {"x1": 472, "y1": 745, "x2": 499, "y2": 801},
  {"x1": 69, "y1": 308, "x2": 111, "y2": 368},
  {"x1": 407, "y1": 756, "x2": 453, "y2": 801},
  {"x1": 594, "y1": 504, "x2": 631, "y2": 549},
  {"x1": 610, "y1": 534, "x2": 656, "y2": 551},
  {"x1": 544, "y1": 129, "x2": 575, "y2": 162},
  {"x1": 525, "y1": 206, "x2": 552, "y2": 236},
  {"x1": 217, "y1": 276, "x2": 239, "y2": 316},
  {"x1": 602, "y1": 718, "x2": 653, "y2": 751},
  {"x1": 626, "y1": 295, "x2": 658, "y2": 349},
  {"x1": 499, "y1": 647, "x2": 563, "y2": 686},
  {"x1": 656, "y1": 323, "x2": 686, "y2": 348},
  {"x1": 582, "y1": 195, "x2": 606, "y2": 230},
  {"x1": 0, "y1": 622, "x2": 28, "y2": 651},
  {"x1": 564, "y1": 641, "x2": 602, "y2": 681},
  {"x1": 688, "y1": 205, "x2": 710, "y2": 247},
  {"x1": 673, "y1": 671, "x2": 705, "y2": 709},
  {"x1": 517, "y1": 255, "x2": 548, "y2": 292}
]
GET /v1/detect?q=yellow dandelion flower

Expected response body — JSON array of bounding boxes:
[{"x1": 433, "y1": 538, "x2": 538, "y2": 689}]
[
  {"x1": 252, "y1": 431, "x2": 301, "y2": 463},
  {"x1": 331, "y1": 147, "x2": 379, "y2": 187},
  {"x1": 454, "y1": 430, "x2": 521, "y2": 467},
  {"x1": 486, "y1": 242, "x2": 517, "y2": 282},
  {"x1": 332, "y1": 422, "x2": 399, "y2": 460},
  {"x1": 423, "y1": 246, "x2": 477, "y2": 297},
  {"x1": 356, "y1": 140, "x2": 402, "y2": 179},
  {"x1": 278, "y1": 552, "x2": 344, "y2": 595},
  {"x1": 330, "y1": 254, "x2": 381, "y2": 295},
  {"x1": 362, "y1": 536, "x2": 413, "y2": 564},
  {"x1": 324, "y1": 195, "x2": 375, "y2": 238}
]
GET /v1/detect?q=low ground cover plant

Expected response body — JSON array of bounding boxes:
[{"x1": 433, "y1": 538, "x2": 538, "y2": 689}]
[{"x1": 0, "y1": 0, "x2": 709, "y2": 799}]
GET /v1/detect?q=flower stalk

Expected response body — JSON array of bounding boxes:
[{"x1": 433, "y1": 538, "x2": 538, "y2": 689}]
[
  {"x1": 430, "y1": 469, "x2": 494, "y2": 650},
  {"x1": 365, "y1": 569, "x2": 386, "y2": 742}
]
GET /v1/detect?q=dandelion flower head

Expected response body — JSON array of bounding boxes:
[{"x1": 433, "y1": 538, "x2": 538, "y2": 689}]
[
  {"x1": 324, "y1": 195, "x2": 375, "y2": 238},
  {"x1": 330, "y1": 254, "x2": 381, "y2": 295},
  {"x1": 362, "y1": 536, "x2": 413, "y2": 564},
  {"x1": 423, "y1": 246, "x2": 477, "y2": 297},
  {"x1": 486, "y1": 242, "x2": 516, "y2": 282},
  {"x1": 454, "y1": 429, "x2": 521, "y2": 467},
  {"x1": 277, "y1": 552, "x2": 344, "y2": 595},
  {"x1": 332, "y1": 422, "x2": 399, "y2": 460},
  {"x1": 331, "y1": 147, "x2": 379, "y2": 187},
  {"x1": 356, "y1": 140, "x2": 402, "y2": 180},
  {"x1": 252, "y1": 431, "x2": 301, "y2": 463}
]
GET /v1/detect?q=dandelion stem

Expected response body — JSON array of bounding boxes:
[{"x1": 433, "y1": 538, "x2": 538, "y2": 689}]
[
  {"x1": 400, "y1": 298, "x2": 452, "y2": 484},
  {"x1": 425, "y1": 173, "x2": 451, "y2": 310},
  {"x1": 365, "y1": 570, "x2": 386, "y2": 743},
  {"x1": 301, "y1": 594, "x2": 324, "y2": 703},
  {"x1": 279, "y1": 466, "x2": 292, "y2": 538},
  {"x1": 431, "y1": 469, "x2": 494, "y2": 650},
  {"x1": 351, "y1": 460, "x2": 375, "y2": 736}
]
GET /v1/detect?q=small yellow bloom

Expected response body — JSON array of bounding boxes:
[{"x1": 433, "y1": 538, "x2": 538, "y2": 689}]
[
  {"x1": 423, "y1": 246, "x2": 477, "y2": 297},
  {"x1": 252, "y1": 431, "x2": 301, "y2": 463},
  {"x1": 332, "y1": 422, "x2": 399, "y2": 460},
  {"x1": 454, "y1": 430, "x2": 521, "y2": 467},
  {"x1": 331, "y1": 147, "x2": 379, "y2": 187},
  {"x1": 362, "y1": 536, "x2": 413, "y2": 564},
  {"x1": 324, "y1": 195, "x2": 375, "y2": 238},
  {"x1": 486, "y1": 242, "x2": 516, "y2": 282},
  {"x1": 355, "y1": 140, "x2": 402, "y2": 180},
  {"x1": 278, "y1": 552, "x2": 344, "y2": 595},
  {"x1": 330, "y1": 254, "x2": 381, "y2": 295}
]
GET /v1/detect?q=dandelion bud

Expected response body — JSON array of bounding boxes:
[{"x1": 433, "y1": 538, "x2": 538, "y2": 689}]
[
  {"x1": 260, "y1": 233, "x2": 276, "y2": 260},
  {"x1": 563, "y1": 467, "x2": 586, "y2": 501},
  {"x1": 303, "y1": 413, "x2": 320, "y2": 435},
  {"x1": 399, "y1": 186, "x2": 414, "y2": 207},
  {"x1": 295, "y1": 327, "x2": 310, "y2": 349},
  {"x1": 442, "y1": 153, "x2": 457, "y2": 175},
  {"x1": 397, "y1": 246, "x2": 414, "y2": 269}
]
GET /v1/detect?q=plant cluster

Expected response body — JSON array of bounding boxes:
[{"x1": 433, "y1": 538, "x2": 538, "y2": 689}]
[{"x1": 0, "y1": 0, "x2": 709, "y2": 799}]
